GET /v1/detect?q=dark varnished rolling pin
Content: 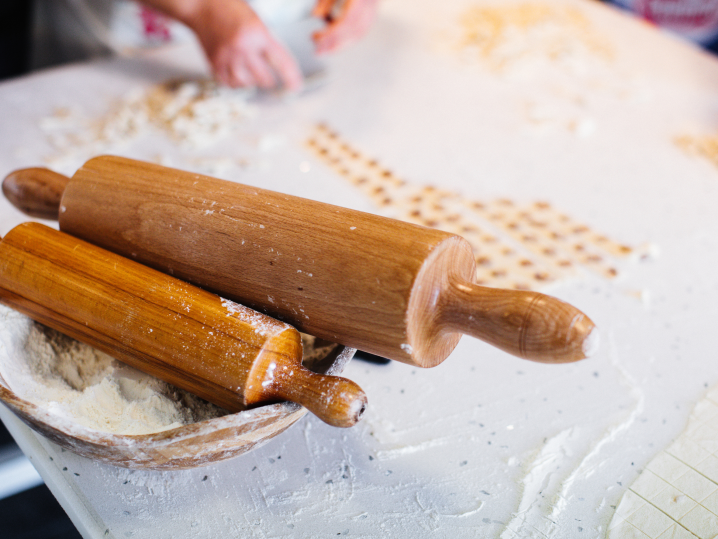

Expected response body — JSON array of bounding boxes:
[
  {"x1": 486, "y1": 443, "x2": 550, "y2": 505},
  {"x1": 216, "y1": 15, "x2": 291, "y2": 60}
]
[
  {"x1": 0, "y1": 222, "x2": 367, "y2": 428},
  {"x1": 3, "y1": 157, "x2": 598, "y2": 367}
]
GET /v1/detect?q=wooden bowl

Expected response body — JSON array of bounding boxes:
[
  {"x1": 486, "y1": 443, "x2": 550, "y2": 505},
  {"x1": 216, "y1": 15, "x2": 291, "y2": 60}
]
[{"x1": 0, "y1": 318, "x2": 356, "y2": 470}]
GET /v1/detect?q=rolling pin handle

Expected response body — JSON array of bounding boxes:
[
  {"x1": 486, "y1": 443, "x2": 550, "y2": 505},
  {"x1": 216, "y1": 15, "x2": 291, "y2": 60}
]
[
  {"x1": 2, "y1": 167, "x2": 69, "y2": 220},
  {"x1": 270, "y1": 368, "x2": 368, "y2": 428},
  {"x1": 439, "y1": 278, "x2": 598, "y2": 364}
]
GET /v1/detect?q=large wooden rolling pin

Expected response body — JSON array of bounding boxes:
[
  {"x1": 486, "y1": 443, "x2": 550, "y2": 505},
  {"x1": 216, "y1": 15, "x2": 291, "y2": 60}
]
[
  {"x1": 3, "y1": 156, "x2": 598, "y2": 367},
  {"x1": 0, "y1": 222, "x2": 366, "y2": 428}
]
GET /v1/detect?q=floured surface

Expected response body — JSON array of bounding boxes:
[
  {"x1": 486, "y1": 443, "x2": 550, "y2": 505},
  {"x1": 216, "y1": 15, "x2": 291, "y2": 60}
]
[
  {"x1": 609, "y1": 385, "x2": 718, "y2": 539},
  {"x1": 40, "y1": 79, "x2": 258, "y2": 174},
  {"x1": 2, "y1": 0, "x2": 718, "y2": 536},
  {"x1": 441, "y1": 1, "x2": 649, "y2": 138}
]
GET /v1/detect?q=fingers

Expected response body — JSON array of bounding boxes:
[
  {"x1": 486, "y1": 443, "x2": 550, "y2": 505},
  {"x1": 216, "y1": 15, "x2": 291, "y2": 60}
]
[
  {"x1": 264, "y1": 41, "x2": 303, "y2": 91},
  {"x1": 222, "y1": 47, "x2": 255, "y2": 88},
  {"x1": 313, "y1": 28, "x2": 341, "y2": 55},
  {"x1": 198, "y1": 1, "x2": 302, "y2": 91},
  {"x1": 312, "y1": 0, "x2": 336, "y2": 20},
  {"x1": 211, "y1": 34, "x2": 302, "y2": 91},
  {"x1": 214, "y1": 58, "x2": 232, "y2": 87},
  {"x1": 245, "y1": 53, "x2": 276, "y2": 89},
  {"x1": 214, "y1": 48, "x2": 248, "y2": 88},
  {"x1": 219, "y1": 51, "x2": 302, "y2": 91},
  {"x1": 313, "y1": 17, "x2": 354, "y2": 55},
  {"x1": 230, "y1": 62, "x2": 255, "y2": 88},
  {"x1": 313, "y1": 0, "x2": 377, "y2": 54}
]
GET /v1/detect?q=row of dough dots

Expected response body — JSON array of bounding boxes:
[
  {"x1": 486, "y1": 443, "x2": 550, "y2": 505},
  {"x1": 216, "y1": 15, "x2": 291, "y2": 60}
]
[{"x1": 306, "y1": 123, "x2": 636, "y2": 291}]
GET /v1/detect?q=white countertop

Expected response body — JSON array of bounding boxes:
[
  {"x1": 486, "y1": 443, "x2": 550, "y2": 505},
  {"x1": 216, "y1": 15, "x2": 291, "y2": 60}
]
[{"x1": 2, "y1": 0, "x2": 718, "y2": 537}]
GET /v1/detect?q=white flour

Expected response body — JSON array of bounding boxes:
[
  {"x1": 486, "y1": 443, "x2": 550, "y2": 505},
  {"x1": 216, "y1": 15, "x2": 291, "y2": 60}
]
[
  {"x1": 0, "y1": 304, "x2": 337, "y2": 436},
  {"x1": 0, "y1": 304, "x2": 227, "y2": 435},
  {"x1": 445, "y1": 2, "x2": 649, "y2": 136},
  {"x1": 40, "y1": 79, "x2": 258, "y2": 173}
]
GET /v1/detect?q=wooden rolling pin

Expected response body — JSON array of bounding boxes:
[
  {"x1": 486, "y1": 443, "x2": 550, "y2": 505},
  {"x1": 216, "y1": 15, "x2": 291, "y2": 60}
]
[
  {"x1": 3, "y1": 157, "x2": 598, "y2": 367},
  {"x1": 0, "y1": 222, "x2": 367, "y2": 428}
]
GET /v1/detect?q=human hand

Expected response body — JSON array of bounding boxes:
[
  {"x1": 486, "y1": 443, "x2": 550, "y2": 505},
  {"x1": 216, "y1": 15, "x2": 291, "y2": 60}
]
[
  {"x1": 188, "y1": 0, "x2": 303, "y2": 90},
  {"x1": 312, "y1": 0, "x2": 378, "y2": 55}
]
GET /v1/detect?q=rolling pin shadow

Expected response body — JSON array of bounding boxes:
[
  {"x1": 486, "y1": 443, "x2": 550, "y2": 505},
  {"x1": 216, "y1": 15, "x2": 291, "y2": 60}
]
[
  {"x1": 3, "y1": 158, "x2": 599, "y2": 367},
  {"x1": 0, "y1": 222, "x2": 367, "y2": 428}
]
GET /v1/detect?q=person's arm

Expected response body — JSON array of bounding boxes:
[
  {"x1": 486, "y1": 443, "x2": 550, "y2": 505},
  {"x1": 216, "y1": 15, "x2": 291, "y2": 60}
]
[
  {"x1": 312, "y1": 0, "x2": 378, "y2": 55},
  {"x1": 139, "y1": 0, "x2": 303, "y2": 90}
]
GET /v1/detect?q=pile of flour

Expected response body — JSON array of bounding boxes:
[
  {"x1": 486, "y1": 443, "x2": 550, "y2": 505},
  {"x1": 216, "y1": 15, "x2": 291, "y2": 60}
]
[
  {"x1": 0, "y1": 304, "x2": 227, "y2": 435},
  {"x1": 40, "y1": 79, "x2": 258, "y2": 172},
  {"x1": 0, "y1": 304, "x2": 337, "y2": 436}
]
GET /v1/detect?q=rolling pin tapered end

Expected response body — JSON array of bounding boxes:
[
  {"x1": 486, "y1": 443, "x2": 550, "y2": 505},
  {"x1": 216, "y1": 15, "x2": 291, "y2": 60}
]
[
  {"x1": 3, "y1": 167, "x2": 69, "y2": 220},
  {"x1": 438, "y1": 279, "x2": 598, "y2": 364},
  {"x1": 521, "y1": 294, "x2": 598, "y2": 364},
  {"x1": 270, "y1": 368, "x2": 368, "y2": 428}
]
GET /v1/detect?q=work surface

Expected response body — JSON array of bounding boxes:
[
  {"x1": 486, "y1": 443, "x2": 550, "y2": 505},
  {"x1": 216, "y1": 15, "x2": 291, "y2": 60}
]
[{"x1": 2, "y1": 0, "x2": 718, "y2": 537}]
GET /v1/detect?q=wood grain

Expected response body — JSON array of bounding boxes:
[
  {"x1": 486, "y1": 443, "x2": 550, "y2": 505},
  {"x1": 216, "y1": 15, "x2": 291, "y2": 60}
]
[
  {"x1": 0, "y1": 343, "x2": 357, "y2": 469},
  {"x1": 2, "y1": 167, "x2": 69, "y2": 220},
  {"x1": 0, "y1": 223, "x2": 366, "y2": 428},
  {"x1": 4, "y1": 157, "x2": 597, "y2": 366},
  {"x1": 60, "y1": 156, "x2": 455, "y2": 365},
  {"x1": 438, "y1": 279, "x2": 596, "y2": 363}
]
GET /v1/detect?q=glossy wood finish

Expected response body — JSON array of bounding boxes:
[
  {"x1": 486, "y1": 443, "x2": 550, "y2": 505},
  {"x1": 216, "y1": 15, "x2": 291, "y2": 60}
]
[
  {"x1": 0, "y1": 335, "x2": 356, "y2": 469},
  {"x1": 2, "y1": 167, "x2": 69, "y2": 220},
  {"x1": 0, "y1": 223, "x2": 366, "y2": 428},
  {"x1": 439, "y1": 279, "x2": 597, "y2": 364},
  {"x1": 3, "y1": 157, "x2": 597, "y2": 366}
]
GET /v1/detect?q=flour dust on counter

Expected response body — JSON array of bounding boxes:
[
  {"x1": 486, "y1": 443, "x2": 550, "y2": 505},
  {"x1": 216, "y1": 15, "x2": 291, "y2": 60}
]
[
  {"x1": 436, "y1": 1, "x2": 650, "y2": 137},
  {"x1": 500, "y1": 331, "x2": 647, "y2": 538},
  {"x1": 456, "y1": 3, "x2": 613, "y2": 75},
  {"x1": 609, "y1": 384, "x2": 718, "y2": 539},
  {"x1": 676, "y1": 132, "x2": 718, "y2": 173},
  {"x1": 38, "y1": 78, "x2": 260, "y2": 175},
  {"x1": 306, "y1": 122, "x2": 655, "y2": 291}
]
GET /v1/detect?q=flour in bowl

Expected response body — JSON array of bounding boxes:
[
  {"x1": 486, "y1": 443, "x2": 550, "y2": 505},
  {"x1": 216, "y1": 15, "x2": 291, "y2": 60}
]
[
  {"x1": 0, "y1": 304, "x2": 227, "y2": 435},
  {"x1": 0, "y1": 304, "x2": 338, "y2": 436}
]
